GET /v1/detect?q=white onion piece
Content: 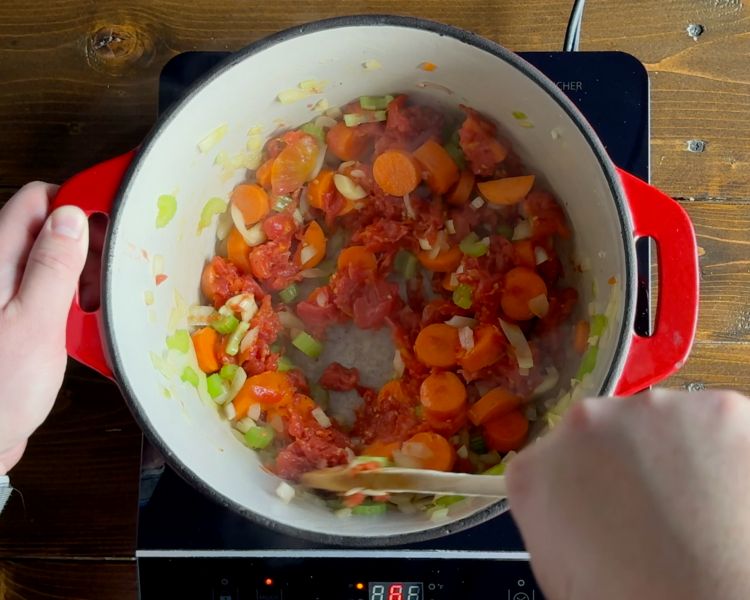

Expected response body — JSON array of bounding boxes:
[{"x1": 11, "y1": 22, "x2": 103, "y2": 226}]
[
  {"x1": 307, "y1": 143, "x2": 327, "y2": 182},
  {"x1": 338, "y1": 160, "x2": 356, "y2": 171},
  {"x1": 444, "y1": 316, "x2": 477, "y2": 328},
  {"x1": 470, "y1": 196, "x2": 484, "y2": 210},
  {"x1": 392, "y1": 450, "x2": 422, "y2": 469},
  {"x1": 446, "y1": 219, "x2": 456, "y2": 234},
  {"x1": 499, "y1": 318, "x2": 534, "y2": 369},
  {"x1": 403, "y1": 194, "x2": 416, "y2": 219},
  {"x1": 534, "y1": 246, "x2": 549, "y2": 265},
  {"x1": 528, "y1": 294, "x2": 549, "y2": 318},
  {"x1": 227, "y1": 293, "x2": 258, "y2": 322},
  {"x1": 278, "y1": 310, "x2": 306, "y2": 331},
  {"x1": 300, "y1": 244, "x2": 317, "y2": 265},
  {"x1": 215, "y1": 210, "x2": 233, "y2": 241},
  {"x1": 270, "y1": 414, "x2": 285, "y2": 433},
  {"x1": 239, "y1": 326, "x2": 260, "y2": 353},
  {"x1": 393, "y1": 350, "x2": 405, "y2": 377},
  {"x1": 418, "y1": 237, "x2": 432, "y2": 251},
  {"x1": 292, "y1": 208, "x2": 304, "y2": 225},
  {"x1": 457, "y1": 445, "x2": 469, "y2": 459},
  {"x1": 333, "y1": 174, "x2": 367, "y2": 200},
  {"x1": 314, "y1": 115, "x2": 337, "y2": 129},
  {"x1": 325, "y1": 106, "x2": 343, "y2": 119},
  {"x1": 458, "y1": 326, "x2": 475, "y2": 350},
  {"x1": 449, "y1": 272, "x2": 459, "y2": 288},
  {"x1": 311, "y1": 407, "x2": 332, "y2": 428},
  {"x1": 402, "y1": 441, "x2": 433, "y2": 460},
  {"x1": 519, "y1": 368, "x2": 530, "y2": 377},
  {"x1": 248, "y1": 403, "x2": 262, "y2": 421},
  {"x1": 428, "y1": 230, "x2": 447, "y2": 260},
  {"x1": 231, "y1": 204, "x2": 267, "y2": 246},
  {"x1": 512, "y1": 220, "x2": 532, "y2": 241},
  {"x1": 223, "y1": 402, "x2": 236, "y2": 420},
  {"x1": 533, "y1": 366, "x2": 559, "y2": 397},
  {"x1": 276, "y1": 481, "x2": 295, "y2": 503},
  {"x1": 297, "y1": 267, "x2": 325, "y2": 279},
  {"x1": 349, "y1": 169, "x2": 366, "y2": 179},
  {"x1": 234, "y1": 417, "x2": 256, "y2": 433},
  {"x1": 188, "y1": 305, "x2": 216, "y2": 327}
]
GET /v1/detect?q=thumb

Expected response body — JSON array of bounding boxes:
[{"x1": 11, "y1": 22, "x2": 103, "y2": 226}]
[{"x1": 15, "y1": 205, "x2": 89, "y2": 331}]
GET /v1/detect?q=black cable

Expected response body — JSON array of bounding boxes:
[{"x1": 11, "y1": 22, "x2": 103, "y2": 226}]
[{"x1": 563, "y1": 0, "x2": 587, "y2": 52}]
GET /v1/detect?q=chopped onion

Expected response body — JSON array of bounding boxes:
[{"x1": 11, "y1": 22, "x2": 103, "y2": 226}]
[
  {"x1": 314, "y1": 115, "x2": 337, "y2": 129},
  {"x1": 311, "y1": 407, "x2": 332, "y2": 428},
  {"x1": 393, "y1": 350, "x2": 405, "y2": 377},
  {"x1": 227, "y1": 293, "x2": 258, "y2": 322},
  {"x1": 231, "y1": 204, "x2": 267, "y2": 246},
  {"x1": 333, "y1": 173, "x2": 367, "y2": 200},
  {"x1": 215, "y1": 210, "x2": 233, "y2": 241},
  {"x1": 248, "y1": 403, "x2": 262, "y2": 421},
  {"x1": 300, "y1": 244, "x2": 317, "y2": 265},
  {"x1": 470, "y1": 196, "x2": 484, "y2": 210},
  {"x1": 300, "y1": 267, "x2": 327, "y2": 279},
  {"x1": 528, "y1": 294, "x2": 549, "y2": 318},
  {"x1": 499, "y1": 318, "x2": 534, "y2": 369},
  {"x1": 458, "y1": 326, "x2": 475, "y2": 350},
  {"x1": 449, "y1": 272, "x2": 459, "y2": 288},
  {"x1": 456, "y1": 263, "x2": 465, "y2": 274},
  {"x1": 519, "y1": 368, "x2": 530, "y2": 377},
  {"x1": 392, "y1": 450, "x2": 422, "y2": 469},
  {"x1": 444, "y1": 316, "x2": 477, "y2": 328},
  {"x1": 292, "y1": 208, "x2": 304, "y2": 225},
  {"x1": 534, "y1": 246, "x2": 549, "y2": 265},
  {"x1": 278, "y1": 310, "x2": 305, "y2": 331},
  {"x1": 428, "y1": 230, "x2": 447, "y2": 260},
  {"x1": 446, "y1": 219, "x2": 456, "y2": 234},
  {"x1": 197, "y1": 123, "x2": 228, "y2": 153},
  {"x1": 276, "y1": 481, "x2": 296, "y2": 503},
  {"x1": 270, "y1": 414, "x2": 285, "y2": 433},
  {"x1": 402, "y1": 441, "x2": 433, "y2": 460},
  {"x1": 188, "y1": 305, "x2": 216, "y2": 327},
  {"x1": 223, "y1": 402, "x2": 236, "y2": 420},
  {"x1": 512, "y1": 220, "x2": 532, "y2": 240},
  {"x1": 533, "y1": 366, "x2": 559, "y2": 397},
  {"x1": 239, "y1": 326, "x2": 260, "y2": 353},
  {"x1": 234, "y1": 417, "x2": 256, "y2": 433},
  {"x1": 457, "y1": 445, "x2": 469, "y2": 459},
  {"x1": 403, "y1": 194, "x2": 416, "y2": 219},
  {"x1": 418, "y1": 237, "x2": 432, "y2": 251},
  {"x1": 307, "y1": 143, "x2": 327, "y2": 181},
  {"x1": 349, "y1": 169, "x2": 366, "y2": 179},
  {"x1": 326, "y1": 106, "x2": 343, "y2": 119}
]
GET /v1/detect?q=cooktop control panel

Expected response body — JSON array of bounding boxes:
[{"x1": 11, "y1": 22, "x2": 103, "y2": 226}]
[{"x1": 138, "y1": 557, "x2": 542, "y2": 599}]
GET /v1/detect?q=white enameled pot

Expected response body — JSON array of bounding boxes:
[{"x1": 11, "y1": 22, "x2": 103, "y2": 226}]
[{"x1": 54, "y1": 16, "x2": 698, "y2": 545}]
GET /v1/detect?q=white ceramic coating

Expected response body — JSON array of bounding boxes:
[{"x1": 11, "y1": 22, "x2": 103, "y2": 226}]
[{"x1": 105, "y1": 18, "x2": 635, "y2": 543}]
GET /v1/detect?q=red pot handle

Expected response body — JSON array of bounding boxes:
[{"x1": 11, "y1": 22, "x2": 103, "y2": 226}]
[
  {"x1": 614, "y1": 168, "x2": 699, "y2": 396},
  {"x1": 51, "y1": 150, "x2": 137, "y2": 380}
]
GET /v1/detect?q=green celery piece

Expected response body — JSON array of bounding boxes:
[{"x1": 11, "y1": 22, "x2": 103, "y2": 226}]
[
  {"x1": 166, "y1": 329, "x2": 190, "y2": 353},
  {"x1": 180, "y1": 366, "x2": 199, "y2": 388},
  {"x1": 245, "y1": 425, "x2": 275, "y2": 449},
  {"x1": 219, "y1": 364, "x2": 239, "y2": 381},
  {"x1": 206, "y1": 373, "x2": 225, "y2": 399},
  {"x1": 452, "y1": 284, "x2": 473, "y2": 309},
  {"x1": 156, "y1": 194, "x2": 177, "y2": 228}
]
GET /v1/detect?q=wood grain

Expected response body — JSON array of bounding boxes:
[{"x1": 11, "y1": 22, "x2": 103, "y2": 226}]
[{"x1": 665, "y1": 342, "x2": 750, "y2": 394}]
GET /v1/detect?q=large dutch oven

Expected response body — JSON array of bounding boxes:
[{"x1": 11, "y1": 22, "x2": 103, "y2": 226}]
[{"x1": 53, "y1": 16, "x2": 698, "y2": 545}]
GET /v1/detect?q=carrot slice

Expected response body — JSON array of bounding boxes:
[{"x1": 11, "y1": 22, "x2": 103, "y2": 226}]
[
  {"x1": 413, "y1": 139, "x2": 460, "y2": 194},
  {"x1": 513, "y1": 239, "x2": 536, "y2": 269},
  {"x1": 255, "y1": 158, "x2": 274, "y2": 190},
  {"x1": 425, "y1": 409, "x2": 467, "y2": 437},
  {"x1": 271, "y1": 134, "x2": 320, "y2": 195},
  {"x1": 373, "y1": 150, "x2": 421, "y2": 196},
  {"x1": 478, "y1": 175, "x2": 535, "y2": 205},
  {"x1": 483, "y1": 409, "x2": 529, "y2": 453},
  {"x1": 362, "y1": 440, "x2": 402, "y2": 459},
  {"x1": 326, "y1": 121, "x2": 370, "y2": 161},
  {"x1": 378, "y1": 379, "x2": 412, "y2": 403},
  {"x1": 308, "y1": 169, "x2": 335, "y2": 209},
  {"x1": 417, "y1": 245, "x2": 463, "y2": 272},
  {"x1": 402, "y1": 432, "x2": 456, "y2": 472},
  {"x1": 414, "y1": 323, "x2": 460, "y2": 368},
  {"x1": 420, "y1": 371, "x2": 467, "y2": 419},
  {"x1": 233, "y1": 371, "x2": 293, "y2": 418},
  {"x1": 231, "y1": 183, "x2": 270, "y2": 225},
  {"x1": 501, "y1": 266, "x2": 548, "y2": 321},
  {"x1": 574, "y1": 319, "x2": 590, "y2": 354},
  {"x1": 337, "y1": 245, "x2": 377, "y2": 271},
  {"x1": 227, "y1": 226, "x2": 252, "y2": 273},
  {"x1": 294, "y1": 220, "x2": 327, "y2": 269},
  {"x1": 458, "y1": 324, "x2": 504, "y2": 372},
  {"x1": 446, "y1": 169, "x2": 476, "y2": 206},
  {"x1": 468, "y1": 387, "x2": 522, "y2": 426},
  {"x1": 191, "y1": 327, "x2": 220, "y2": 374}
]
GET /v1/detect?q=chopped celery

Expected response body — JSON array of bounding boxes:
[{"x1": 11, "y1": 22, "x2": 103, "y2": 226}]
[
  {"x1": 310, "y1": 383, "x2": 329, "y2": 408},
  {"x1": 576, "y1": 346, "x2": 599, "y2": 380},
  {"x1": 206, "y1": 373, "x2": 226, "y2": 399},
  {"x1": 512, "y1": 111, "x2": 528, "y2": 120},
  {"x1": 469, "y1": 432, "x2": 488, "y2": 454},
  {"x1": 180, "y1": 366, "x2": 199, "y2": 388},
  {"x1": 359, "y1": 95, "x2": 394, "y2": 110},
  {"x1": 225, "y1": 321, "x2": 250, "y2": 356},
  {"x1": 351, "y1": 456, "x2": 391, "y2": 466},
  {"x1": 497, "y1": 223, "x2": 514, "y2": 239},
  {"x1": 434, "y1": 495, "x2": 465, "y2": 507},
  {"x1": 197, "y1": 197, "x2": 227, "y2": 232},
  {"x1": 219, "y1": 364, "x2": 239, "y2": 381},
  {"x1": 590, "y1": 313, "x2": 608, "y2": 337},
  {"x1": 394, "y1": 249, "x2": 418, "y2": 279},
  {"x1": 452, "y1": 284, "x2": 473, "y2": 309},
  {"x1": 352, "y1": 502, "x2": 387, "y2": 516},
  {"x1": 292, "y1": 331, "x2": 323, "y2": 358},
  {"x1": 279, "y1": 284, "x2": 299, "y2": 304},
  {"x1": 211, "y1": 314, "x2": 239, "y2": 335},
  {"x1": 277, "y1": 356, "x2": 295, "y2": 372},
  {"x1": 166, "y1": 329, "x2": 190, "y2": 354},
  {"x1": 443, "y1": 140, "x2": 466, "y2": 170},
  {"x1": 459, "y1": 232, "x2": 489, "y2": 257},
  {"x1": 272, "y1": 195, "x2": 293, "y2": 212},
  {"x1": 343, "y1": 111, "x2": 387, "y2": 127},
  {"x1": 300, "y1": 122, "x2": 325, "y2": 145},
  {"x1": 483, "y1": 463, "x2": 506, "y2": 476},
  {"x1": 156, "y1": 194, "x2": 177, "y2": 228},
  {"x1": 245, "y1": 425, "x2": 275, "y2": 449}
]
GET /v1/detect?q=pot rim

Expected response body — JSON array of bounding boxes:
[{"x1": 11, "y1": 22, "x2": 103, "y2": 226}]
[{"x1": 102, "y1": 14, "x2": 635, "y2": 547}]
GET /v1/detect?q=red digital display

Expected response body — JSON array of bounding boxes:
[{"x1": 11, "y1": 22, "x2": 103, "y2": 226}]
[{"x1": 369, "y1": 582, "x2": 423, "y2": 600}]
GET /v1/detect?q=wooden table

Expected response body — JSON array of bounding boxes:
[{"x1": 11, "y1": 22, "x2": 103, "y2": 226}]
[{"x1": 0, "y1": 0, "x2": 748, "y2": 597}]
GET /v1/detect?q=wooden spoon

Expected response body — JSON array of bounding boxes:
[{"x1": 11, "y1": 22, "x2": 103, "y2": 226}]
[{"x1": 300, "y1": 466, "x2": 507, "y2": 498}]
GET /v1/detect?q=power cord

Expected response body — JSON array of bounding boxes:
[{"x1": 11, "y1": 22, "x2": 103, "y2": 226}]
[{"x1": 564, "y1": 0, "x2": 587, "y2": 51}]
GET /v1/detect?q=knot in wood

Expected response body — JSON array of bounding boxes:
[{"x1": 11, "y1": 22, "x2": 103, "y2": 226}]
[{"x1": 86, "y1": 23, "x2": 153, "y2": 74}]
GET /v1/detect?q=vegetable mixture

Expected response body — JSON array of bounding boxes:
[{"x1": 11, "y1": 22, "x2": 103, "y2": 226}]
[{"x1": 189, "y1": 94, "x2": 585, "y2": 513}]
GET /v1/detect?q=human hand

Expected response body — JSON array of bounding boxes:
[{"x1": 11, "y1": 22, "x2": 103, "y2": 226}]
[
  {"x1": 506, "y1": 389, "x2": 750, "y2": 600},
  {"x1": 0, "y1": 182, "x2": 88, "y2": 475}
]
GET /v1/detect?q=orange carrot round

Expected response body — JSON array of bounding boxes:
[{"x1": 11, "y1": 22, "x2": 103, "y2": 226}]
[
  {"x1": 513, "y1": 240, "x2": 536, "y2": 269},
  {"x1": 234, "y1": 371, "x2": 293, "y2": 416},
  {"x1": 378, "y1": 379, "x2": 412, "y2": 404},
  {"x1": 468, "y1": 387, "x2": 522, "y2": 426},
  {"x1": 373, "y1": 150, "x2": 421, "y2": 196},
  {"x1": 337, "y1": 245, "x2": 377, "y2": 272},
  {"x1": 362, "y1": 440, "x2": 402, "y2": 459},
  {"x1": 326, "y1": 121, "x2": 370, "y2": 161},
  {"x1": 413, "y1": 139, "x2": 460, "y2": 194},
  {"x1": 501, "y1": 267, "x2": 548, "y2": 321},
  {"x1": 255, "y1": 158, "x2": 274, "y2": 190},
  {"x1": 231, "y1": 183, "x2": 270, "y2": 225},
  {"x1": 478, "y1": 175, "x2": 535, "y2": 205},
  {"x1": 227, "y1": 226, "x2": 252, "y2": 273},
  {"x1": 425, "y1": 409, "x2": 467, "y2": 437},
  {"x1": 414, "y1": 323, "x2": 460, "y2": 368},
  {"x1": 295, "y1": 220, "x2": 327, "y2": 269},
  {"x1": 191, "y1": 327, "x2": 220, "y2": 374},
  {"x1": 458, "y1": 324, "x2": 504, "y2": 372},
  {"x1": 417, "y1": 245, "x2": 463, "y2": 272},
  {"x1": 403, "y1": 432, "x2": 456, "y2": 471},
  {"x1": 574, "y1": 319, "x2": 590, "y2": 355},
  {"x1": 447, "y1": 169, "x2": 476, "y2": 206},
  {"x1": 420, "y1": 371, "x2": 467, "y2": 419},
  {"x1": 308, "y1": 169, "x2": 335, "y2": 209},
  {"x1": 483, "y1": 409, "x2": 529, "y2": 453}
]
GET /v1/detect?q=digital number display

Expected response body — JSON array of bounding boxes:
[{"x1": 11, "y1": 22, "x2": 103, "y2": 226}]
[{"x1": 368, "y1": 582, "x2": 423, "y2": 600}]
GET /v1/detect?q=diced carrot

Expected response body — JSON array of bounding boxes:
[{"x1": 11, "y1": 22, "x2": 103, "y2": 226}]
[
  {"x1": 271, "y1": 134, "x2": 320, "y2": 195},
  {"x1": 231, "y1": 183, "x2": 270, "y2": 225},
  {"x1": 425, "y1": 409, "x2": 467, "y2": 437},
  {"x1": 308, "y1": 169, "x2": 335, "y2": 209},
  {"x1": 362, "y1": 440, "x2": 402, "y2": 459},
  {"x1": 294, "y1": 220, "x2": 327, "y2": 269},
  {"x1": 373, "y1": 150, "x2": 421, "y2": 196},
  {"x1": 402, "y1": 432, "x2": 456, "y2": 472},
  {"x1": 513, "y1": 239, "x2": 536, "y2": 269},
  {"x1": 191, "y1": 327, "x2": 220, "y2": 374},
  {"x1": 378, "y1": 379, "x2": 412, "y2": 403},
  {"x1": 574, "y1": 319, "x2": 590, "y2": 354},
  {"x1": 483, "y1": 409, "x2": 529, "y2": 453},
  {"x1": 446, "y1": 169, "x2": 476, "y2": 206},
  {"x1": 442, "y1": 272, "x2": 458, "y2": 291},
  {"x1": 413, "y1": 139, "x2": 460, "y2": 194},
  {"x1": 337, "y1": 245, "x2": 377, "y2": 271},
  {"x1": 227, "y1": 226, "x2": 252, "y2": 273},
  {"x1": 477, "y1": 175, "x2": 535, "y2": 205},
  {"x1": 501, "y1": 266, "x2": 548, "y2": 321},
  {"x1": 420, "y1": 371, "x2": 467, "y2": 419},
  {"x1": 414, "y1": 323, "x2": 460, "y2": 368},
  {"x1": 417, "y1": 245, "x2": 463, "y2": 272},
  {"x1": 468, "y1": 387, "x2": 522, "y2": 426},
  {"x1": 326, "y1": 121, "x2": 370, "y2": 161},
  {"x1": 458, "y1": 324, "x2": 504, "y2": 372},
  {"x1": 255, "y1": 158, "x2": 274, "y2": 190},
  {"x1": 343, "y1": 493, "x2": 367, "y2": 508},
  {"x1": 419, "y1": 61, "x2": 437, "y2": 72},
  {"x1": 233, "y1": 371, "x2": 293, "y2": 418}
]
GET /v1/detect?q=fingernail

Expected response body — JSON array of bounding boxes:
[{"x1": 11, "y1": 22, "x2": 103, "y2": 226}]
[{"x1": 50, "y1": 206, "x2": 86, "y2": 240}]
